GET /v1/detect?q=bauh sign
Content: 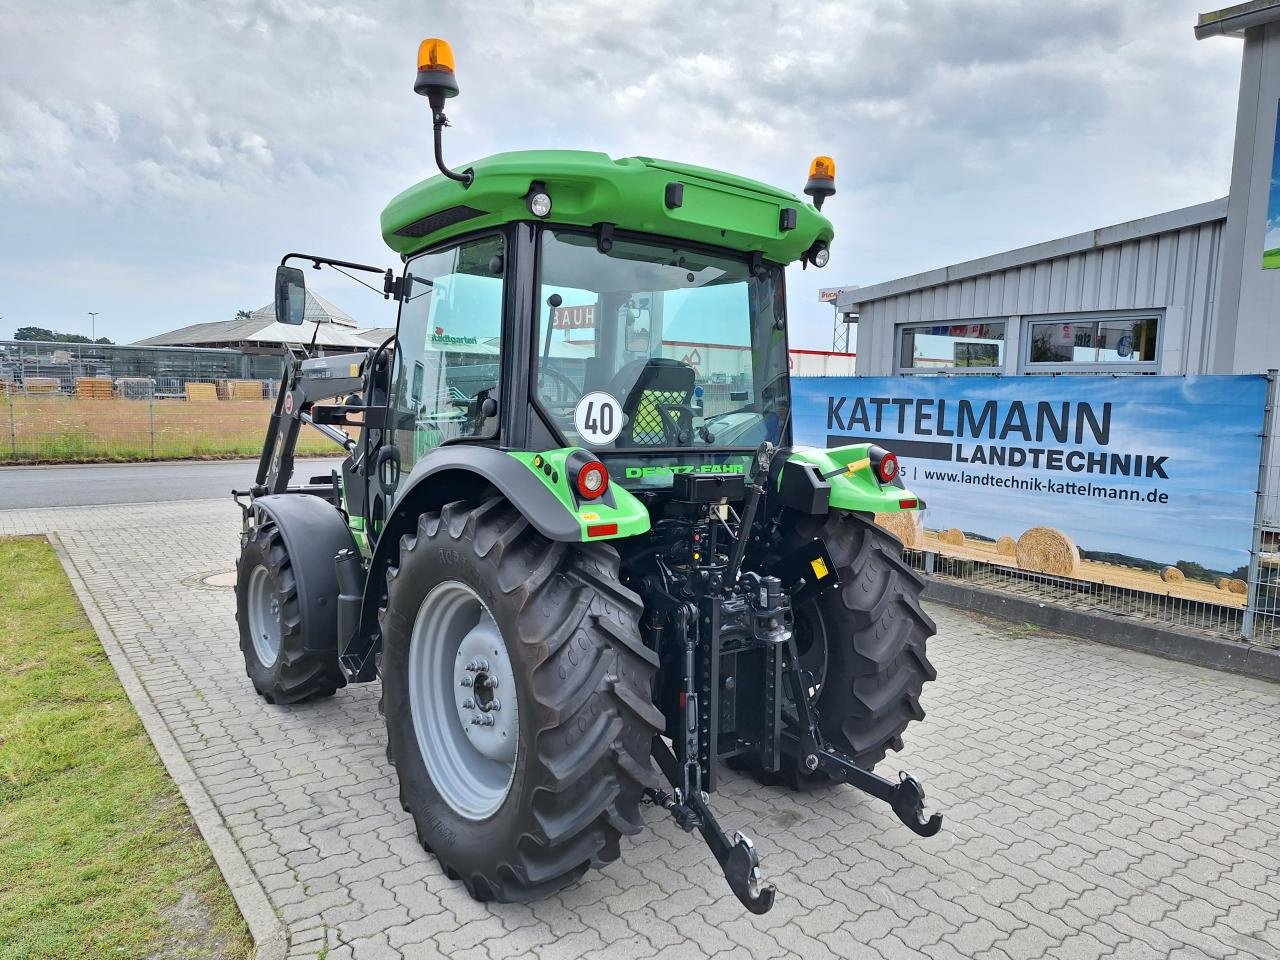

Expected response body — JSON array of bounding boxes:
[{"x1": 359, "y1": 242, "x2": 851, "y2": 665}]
[{"x1": 553, "y1": 305, "x2": 595, "y2": 330}]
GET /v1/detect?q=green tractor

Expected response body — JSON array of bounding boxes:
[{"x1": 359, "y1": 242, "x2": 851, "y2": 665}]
[{"x1": 235, "y1": 38, "x2": 939, "y2": 914}]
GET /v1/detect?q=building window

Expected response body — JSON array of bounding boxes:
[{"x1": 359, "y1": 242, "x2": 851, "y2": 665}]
[
  {"x1": 898, "y1": 322, "x2": 1006, "y2": 372},
  {"x1": 1026, "y1": 316, "x2": 1158, "y2": 367}
]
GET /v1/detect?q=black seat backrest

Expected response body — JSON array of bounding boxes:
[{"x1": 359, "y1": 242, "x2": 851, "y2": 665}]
[{"x1": 615, "y1": 358, "x2": 695, "y2": 446}]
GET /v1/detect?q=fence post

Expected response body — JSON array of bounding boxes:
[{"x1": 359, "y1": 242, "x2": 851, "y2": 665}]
[
  {"x1": 1243, "y1": 369, "x2": 1277, "y2": 640},
  {"x1": 149, "y1": 390, "x2": 156, "y2": 460},
  {"x1": 7, "y1": 395, "x2": 15, "y2": 459}
]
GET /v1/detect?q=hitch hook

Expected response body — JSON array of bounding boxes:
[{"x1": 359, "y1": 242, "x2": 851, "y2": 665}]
[
  {"x1": 724, "y1": 830, "x2": 776, "y2": 915},
  {"x1": 890, "y1": 772, "x2": 943, "y2": 837}
]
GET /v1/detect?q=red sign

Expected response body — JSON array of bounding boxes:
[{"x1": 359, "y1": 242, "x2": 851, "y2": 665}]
[{"x1": 553, "y1": 305, "x2": 595, "y2": 330}]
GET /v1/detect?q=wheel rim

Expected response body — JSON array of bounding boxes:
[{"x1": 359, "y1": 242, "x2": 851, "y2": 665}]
[
  {"x1": 408, "y1": 580, "x2": 519, "y2": 821},
  {"x1": 246, "y1": 564, "x2": 282, "y2": 668}
]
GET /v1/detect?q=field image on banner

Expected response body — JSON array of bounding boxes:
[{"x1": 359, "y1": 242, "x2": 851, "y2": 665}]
[{"x1": 792, "y1": 375, "x2": 1268, "y2": 605}]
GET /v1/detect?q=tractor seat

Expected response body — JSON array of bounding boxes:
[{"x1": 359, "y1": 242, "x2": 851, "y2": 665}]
[{"x1": 609, "y1": 358, "x2": 696, "y2": 446}]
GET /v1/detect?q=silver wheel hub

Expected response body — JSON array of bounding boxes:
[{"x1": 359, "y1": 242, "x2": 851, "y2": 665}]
[
  {"x1": 246, "y1": 564, "x2": 281, "y2": 668},
  {"x1": 408, "y1": 580, "x2": 519, "y2": 820}
]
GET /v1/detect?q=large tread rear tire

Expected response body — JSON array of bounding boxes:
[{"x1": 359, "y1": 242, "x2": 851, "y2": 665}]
[
  {"x1": 380, "y1": 497, "x2": 662, "y2": 902},
  {"x1": 739, "y1": 509, "x2": 936, "y2": 785},
  {"x1": 235, "y1": 520, "x2": 346, "y2": 705}
]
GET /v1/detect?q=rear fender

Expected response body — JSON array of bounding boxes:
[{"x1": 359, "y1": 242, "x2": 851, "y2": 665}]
[
  {"x1": 355, "y1": 445, "x2": 649, "y2": 663},
  {"x1": 782, "y1": 445, "x2": 924, "y2": 514}
]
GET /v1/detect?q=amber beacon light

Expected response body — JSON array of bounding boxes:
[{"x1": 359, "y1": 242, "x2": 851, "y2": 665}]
[
  {"x1": 803, "y1": 155, "x2": 836, "y2": 210},
  {"x1": 413, "y1": 38, "x2": 472, "y2": 187}
]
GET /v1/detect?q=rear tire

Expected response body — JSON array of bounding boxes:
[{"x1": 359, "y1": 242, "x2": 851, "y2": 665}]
[
  {"x1": 380, "y1": 498, "x2": 662, "y2": 902},
  {"x1": 235, "y1": 520, "x2": 346, "y2": 705},
  {"x1": 737, "y1": 509, "x2": 936, "y2": 785}
]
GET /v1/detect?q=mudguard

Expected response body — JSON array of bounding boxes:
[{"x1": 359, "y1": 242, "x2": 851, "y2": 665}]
[
  {"x1": 247, "y1": 493, "x2": 360, "y2": 657},
  {"x1": 782, "y1": 445, "x2": 923, "y2": 514},
  {"x1": 352, "y1": 445, "x2": 649, "y2": 674}
]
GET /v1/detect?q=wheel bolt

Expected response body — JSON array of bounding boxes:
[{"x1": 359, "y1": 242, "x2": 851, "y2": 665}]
[
  {"x1": 488, "y1": 699, "x2": 501, "y2": 712},
  {"x1": 461, "y1": 698, "x2": 474, "y2": 709},
  {"x1": 459, "y1": 676, "x2": 473, "y2": 688},
  {"x1": 482, "y1": 675, "x2": 499, "y2": 689},
  {"x1": 470, "y1": 714, "x2": 494, "y2": 727}
]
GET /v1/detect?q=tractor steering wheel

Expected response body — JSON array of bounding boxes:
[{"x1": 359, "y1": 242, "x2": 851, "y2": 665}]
[{"x1": 537, "y1": 367, "x2": 583, "y2": 406}]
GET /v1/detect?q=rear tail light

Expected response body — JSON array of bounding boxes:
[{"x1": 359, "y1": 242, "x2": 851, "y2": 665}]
[
  {"x1": 898, "y1": 498, "x2": 918, "y2": 510},
  {"x1": 587, "y1": 523, "x2": 618, "y2": 538},
  {"x1": 575, "y1": 460, "x2": 609, "y2": 500},
  {"x1": 875, "y1": 452, "x2": 900, "y2": 484}
]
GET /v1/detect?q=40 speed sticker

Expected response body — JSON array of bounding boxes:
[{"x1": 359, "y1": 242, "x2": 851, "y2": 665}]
[{"x1": 574, "y1": 391, "x2": 623, "y2": 444}]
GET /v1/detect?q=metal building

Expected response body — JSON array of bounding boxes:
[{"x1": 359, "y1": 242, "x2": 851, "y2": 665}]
[{"x1": 827, "y1": 200, "x2": 1227, "y2": 377}]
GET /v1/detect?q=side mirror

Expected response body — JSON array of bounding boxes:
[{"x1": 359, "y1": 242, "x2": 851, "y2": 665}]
[{"x1": 275, "y1": 266, "x2": 307, "y2": 326}]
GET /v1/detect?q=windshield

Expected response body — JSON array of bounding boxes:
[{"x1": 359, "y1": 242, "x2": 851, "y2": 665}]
[{"x1": 534, "y1": 229, "x2": 789, "y2": 451}]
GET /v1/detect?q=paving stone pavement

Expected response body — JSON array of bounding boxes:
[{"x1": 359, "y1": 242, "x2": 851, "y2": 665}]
[{"x1": 4, "y1": 498, "x2": 1280, "y2": 960}]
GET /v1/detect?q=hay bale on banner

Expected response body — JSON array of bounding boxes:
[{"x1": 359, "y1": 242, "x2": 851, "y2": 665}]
[
  {"x1": 995, "y1": 536, "x2": 1017, "y2": 557},
  {"x1": 1161, "y1": 566, "x2": 1185, "y2": 584},
  {"x1": 1015, "y1": 527, "x2": 1080, "y2": 576},
  {"x1": 937, "y1": 528, "x2": 965, "y2": 547},
  {"x1": 1217, "y1": 577, "x2": 1232, "y2": 591},
  {"x1": 874, "y1": 511, "x2": 923, "y2": 549},
  {"x1": 1228, "y1": 578, "x2": 1248, "y2": 596}
]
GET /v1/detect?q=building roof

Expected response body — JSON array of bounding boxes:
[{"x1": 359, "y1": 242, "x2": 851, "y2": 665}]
[
  {"x1": 135, "y1": 290, "x2": 368, "y2": 349},
  {"x1": 1196, "y1": 0, "x2": 1280, "y2": 38},
  {"x1": 822, "y1": 198, "x2": 1228, "y2": 310},
  {"x1": 358, "y1": 327, "x2": 397, "y2": 346}
]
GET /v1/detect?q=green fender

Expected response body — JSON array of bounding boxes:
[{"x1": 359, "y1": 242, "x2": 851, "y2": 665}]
[
  {"x1": 356, "y1": 444, "x2": 649, "y2": 649},
  {"x1": 783, "y1": 445, "x2": 923, "y2": 514}
]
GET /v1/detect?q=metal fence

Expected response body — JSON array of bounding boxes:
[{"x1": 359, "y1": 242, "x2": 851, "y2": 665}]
[
  {"x1": 0, "y1": 340, "x2": 286, "y2": 399},
  {"x1": 0, "y1": 341, "x2": 350, "y2": 462}
]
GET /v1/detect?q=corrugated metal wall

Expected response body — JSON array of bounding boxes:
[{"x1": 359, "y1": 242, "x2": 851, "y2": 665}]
[{"x1": 853, "y1": 216, "x2": 1225, "y2": 376}]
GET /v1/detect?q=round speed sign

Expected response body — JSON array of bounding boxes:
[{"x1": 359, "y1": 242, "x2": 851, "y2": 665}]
[{"x1": 574, "y1": 391, "x2": 623, "y2": 445}]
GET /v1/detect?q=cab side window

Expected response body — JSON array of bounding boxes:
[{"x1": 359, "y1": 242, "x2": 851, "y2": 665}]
[{"x1": 392, "y1": 235, "x2": 505, "y2": 469}]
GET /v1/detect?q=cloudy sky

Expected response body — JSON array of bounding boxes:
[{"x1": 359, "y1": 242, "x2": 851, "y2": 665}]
[{"x1": 0, "y1": 0, "x2": 1244, "y2": 348}]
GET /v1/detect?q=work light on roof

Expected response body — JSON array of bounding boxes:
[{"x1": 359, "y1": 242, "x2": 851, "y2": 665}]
[{"x1": 528, "y1": 191, "x2": 552, "y2": 218}]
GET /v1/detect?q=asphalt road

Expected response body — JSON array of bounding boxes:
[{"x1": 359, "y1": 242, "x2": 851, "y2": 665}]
[{"x1": 0, "y1": 458, "x2": 346, "y2": 510}]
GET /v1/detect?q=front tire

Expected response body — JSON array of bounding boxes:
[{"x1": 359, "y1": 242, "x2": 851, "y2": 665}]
[
  {"x1": 235, "y1": 519, "x2": 347, "y2": 704},
  {"x1": 380, "y1": 498, "x2": 662, "y2": 902}
]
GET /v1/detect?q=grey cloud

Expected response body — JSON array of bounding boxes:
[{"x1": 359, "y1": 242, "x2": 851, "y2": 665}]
[{"x1": 0, "y1": 0, "x2": 1243, "y2": 347}]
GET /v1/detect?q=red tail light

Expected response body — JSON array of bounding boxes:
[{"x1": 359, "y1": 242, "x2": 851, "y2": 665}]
[
  {"x1": 575, "y1": 460, "x2": 609, "y2": 500},
  {"x1": 587, "y1": 523, "x2": 618, "y2": 538},
  {"x1": 876, "y1": 452, "x2": 900, "y2": 484},
  {"x1": 898, "y1": 498, "x2": 918, "y2": 510}
]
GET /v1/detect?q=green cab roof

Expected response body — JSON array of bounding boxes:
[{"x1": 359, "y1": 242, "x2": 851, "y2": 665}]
[{"x1": 380, "y1": 150, "x2": 834, "y2": 264}]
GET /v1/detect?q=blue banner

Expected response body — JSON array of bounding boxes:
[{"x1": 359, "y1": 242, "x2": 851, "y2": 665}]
[{"x1": 792, "y1": 375, "x2": 1267, "y2": 582}]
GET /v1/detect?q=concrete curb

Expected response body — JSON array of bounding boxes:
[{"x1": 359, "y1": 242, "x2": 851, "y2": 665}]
[
  {"x1": 49, "y1": 533, "x2": 288, "y2": 960},
  {"x1": 924, "y1": 578, "x2": 1280, "y2": 683}
]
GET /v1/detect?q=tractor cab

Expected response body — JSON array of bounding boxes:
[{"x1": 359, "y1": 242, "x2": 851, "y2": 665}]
[{"x1": 378, "y1": 152, "x2": 829, "y2": 493}]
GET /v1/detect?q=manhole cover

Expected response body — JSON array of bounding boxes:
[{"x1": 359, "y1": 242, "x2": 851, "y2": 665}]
[{"x1": 200, "y1": 571, "x2": 237, "y2": 588}]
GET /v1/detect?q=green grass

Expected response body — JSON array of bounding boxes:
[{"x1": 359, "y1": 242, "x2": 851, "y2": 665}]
[
  {"x1": 1264, "y1": 246, "x2": 1280, "y2": 270},
  {"x1": 0, "y1": 537, "x2": 252, "y2": 960}
]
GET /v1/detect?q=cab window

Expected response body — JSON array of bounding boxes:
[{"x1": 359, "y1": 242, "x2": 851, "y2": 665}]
[{"x1": 392, "y1": 235, "x2": 505, "y2": 469}]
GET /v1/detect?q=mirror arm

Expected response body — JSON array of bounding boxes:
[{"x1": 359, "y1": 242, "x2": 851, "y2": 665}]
[{"x1": 280, "y1": 253, "x2": 391, "y2": 275}]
